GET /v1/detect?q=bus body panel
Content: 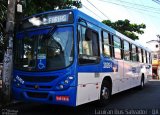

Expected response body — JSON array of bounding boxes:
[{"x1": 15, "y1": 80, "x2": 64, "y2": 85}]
[
  {"x1": 76, "y1": 73, "x2": 101, "y2": 106},
  {"x1": 12, "y1": 64, "x2": 78, "y2": 107},
  {"x1": 13, "y1": 86, "x2": 77, "y2": 106}
]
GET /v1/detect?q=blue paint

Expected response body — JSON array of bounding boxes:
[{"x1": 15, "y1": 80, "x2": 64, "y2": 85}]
[
  {"x1": 16, "y1": 28, "x2": 50, "y2": 39},
  {"x1": 12, "y1": 64, "x2": 77, "y2": 106}
]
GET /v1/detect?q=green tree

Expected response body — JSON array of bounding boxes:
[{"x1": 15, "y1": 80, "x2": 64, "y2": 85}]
[
  {"x1": 102, "y1": 19, "x2": 146, "y2": 40},
  {"x1": 23, "y1": 0, "x2": 82, "y2": 16},
  {"x1": 0, "y1": 0, "x2": 7, "y2": 62},
  {"x1": 0, "y1": 0, "x2": 7, "y2": 33}
]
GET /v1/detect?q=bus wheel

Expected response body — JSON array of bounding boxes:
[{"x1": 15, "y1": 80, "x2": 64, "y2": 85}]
[
  {"x1": 99, "y1": 80, "x2": 111, "y2": 106},
  {"x1": 139, "y1": 76, "x2": 144, "y2": 89}
]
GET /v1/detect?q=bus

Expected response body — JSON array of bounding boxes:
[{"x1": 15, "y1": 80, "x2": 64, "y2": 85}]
[{"x1": 12, "y1": 9, "x2": 152, "y2": 107}]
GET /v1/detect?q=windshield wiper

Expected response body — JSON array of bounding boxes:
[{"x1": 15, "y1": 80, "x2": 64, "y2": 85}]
[{"x1": 46, "y1": 25, "x2": 57, "y2": 38}]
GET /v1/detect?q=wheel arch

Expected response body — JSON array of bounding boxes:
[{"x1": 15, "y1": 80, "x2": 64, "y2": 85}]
[{"x1": 101, "y1": 76, "x2": 112, "y2": 94}]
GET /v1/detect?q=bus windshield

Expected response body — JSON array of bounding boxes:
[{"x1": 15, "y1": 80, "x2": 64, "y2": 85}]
[{"x1": 14, "y1": 26, "x2": 73, "y2": 71}]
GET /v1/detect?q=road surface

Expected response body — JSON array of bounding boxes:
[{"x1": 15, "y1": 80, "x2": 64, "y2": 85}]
[{"x1": 1, "y1": 80, "x2": 160, "y2": 115}]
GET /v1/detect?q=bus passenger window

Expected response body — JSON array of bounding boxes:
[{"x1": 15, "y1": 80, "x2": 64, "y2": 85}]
[
  {"x1": 78, "y1": 25, "x2": 100, "y2": 64},
  {"x1": 138, "y1": 48, "x2": 142, "y2": 63},
  {"x1": 113, "y1": 36, "x2": 121, "y2": 59},
  {"x1": 143, "y1": 50, "x2": 147, "y2": 63},
  {"x1": 124, "y1": 41, "x2": 130, "y2": 61},
  {"x1": 92, "y1": 32, "x2": 99, "y2": 56},
  {"x1": 149, "y1": 53, "x2": 151, "y2": 64},
  {"x1": 102, "y1": 31, "x2": 110, "y2": 57},
  {"x1": 146, "y1": 51, "x2": 149, "y2": 64},
  {"x1": 131, "y1": 44, "x2": 137, "y2": 62}
]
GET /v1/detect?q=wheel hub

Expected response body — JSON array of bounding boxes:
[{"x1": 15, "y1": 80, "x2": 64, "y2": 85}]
[{"x1": 102, "y1": 87, "x2": 109, "y2": 100}]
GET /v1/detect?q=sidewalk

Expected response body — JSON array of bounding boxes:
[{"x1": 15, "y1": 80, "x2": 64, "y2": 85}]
[{"x1": 149, "y1": 79, "x2": 160, "y2": 81}]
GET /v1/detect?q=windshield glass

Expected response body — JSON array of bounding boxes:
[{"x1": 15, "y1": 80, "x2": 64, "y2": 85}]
[{"x1": 14, "y1": 27, "x2": 73, "y2": 71}]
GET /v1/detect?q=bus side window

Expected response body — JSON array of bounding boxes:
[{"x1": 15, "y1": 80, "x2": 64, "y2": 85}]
[
  {"x1": 92, "y1": 31, "x2": 99, "y2": 56},
  {"x1": 102, "y1": 31, "x2": 111, "y2": 57},
  {"x1": 149, "y1": 53, "x2": 152, "y2": 64},
  {"x1": 131, "y1": 44, "x2": 137, "y2": 62},
  {"x1": 141, "y1": 49, "x2": 144, "y2": 63},
  {"x1": 144, "y1": 50, "x2": 148, "y2": 63},
  {"x1": 78, "y1": 25, "x2": 100, "y2": 64},
  {"x1": 123, "y1": 41, "x2": 130, "y2": 61},
  {"x1": 148, "y1": 53, "x2": 150, "y2": 64},
  {"x1": 136, "y1": 46, "x2": 139, "y2": 62},
  {"x1": 138, "y1": 48, "x2": 142, "y2": 63},
  {"x1": 113, "y1": 36, "x2": 121, "y2": 59}
]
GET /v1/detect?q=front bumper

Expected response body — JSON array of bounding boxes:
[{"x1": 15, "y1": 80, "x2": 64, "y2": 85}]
[{"x1": 12, "y1": 86, "x2": 77, "y2": 107}]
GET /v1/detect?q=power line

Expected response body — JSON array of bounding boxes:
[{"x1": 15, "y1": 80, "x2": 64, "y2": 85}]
[
  {"x1": 98, "y1": 0, "x2": 160, "y2": 15},
  {"x1": 125, "y1": 5, "x2": 160, "y2": 18},
  {"x1": 105, "y1": 0, "x2": 160, "y2": 11},
  {"x1": 152, "y1": 0, "x2": 160, "y2": 5},
  {"x1": 82, "y1": 0, "x2": 160, "y2": 22},
  {"x1": 86, "y1": 0, "x2": 110, "y2": 20},
  {"x1": 82, "y1": 4, "x2": 104, "y2": 20}
]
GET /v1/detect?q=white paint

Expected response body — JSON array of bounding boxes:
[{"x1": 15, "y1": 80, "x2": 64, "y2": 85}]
[
  {"x1": 76, "y1": 60, "x2": 151, "y2": 106},
  {"x1": 76, "y1": 73, "x2": 101, "y2": 105}
]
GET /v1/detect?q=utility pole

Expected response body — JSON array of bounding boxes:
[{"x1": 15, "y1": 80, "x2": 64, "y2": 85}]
[{"x1": 2, "y1": 0, "x2": 16, "y2": 105}]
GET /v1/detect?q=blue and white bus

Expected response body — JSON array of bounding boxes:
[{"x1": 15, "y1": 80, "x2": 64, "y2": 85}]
[{"x1": 13, "y1": 9, "x2": 152, "y2": 107}]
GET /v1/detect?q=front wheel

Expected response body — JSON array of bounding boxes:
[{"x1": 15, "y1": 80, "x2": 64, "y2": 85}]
[{"x1": 98, "y1": 80, "x2": 111, "y2": 106}]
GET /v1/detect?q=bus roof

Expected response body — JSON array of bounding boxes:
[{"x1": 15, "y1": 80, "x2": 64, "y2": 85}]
[{"x1": 22, "y1": 9, "x2": 151, "y2": 52}]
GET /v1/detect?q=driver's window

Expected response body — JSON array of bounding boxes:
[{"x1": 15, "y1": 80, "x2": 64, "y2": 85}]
[
  {"x1": 81, "y1": 26, "x2": 92, "y2": 55},
  {"x1": 78, "y1": 25, "x2": 100, "y2": 64}
]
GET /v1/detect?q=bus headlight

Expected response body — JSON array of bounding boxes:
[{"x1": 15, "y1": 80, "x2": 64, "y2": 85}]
[{"x1": 56, "y1": 76, "x2": 74, "y2": 90}]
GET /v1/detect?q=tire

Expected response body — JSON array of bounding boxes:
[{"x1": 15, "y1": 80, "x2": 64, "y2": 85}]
[
  {"x1": 98, "y1": 80, "x2": 111, "y2": 106},
  {"x1": 139, "y1": 77, "x2": 144, "y2": 90}
]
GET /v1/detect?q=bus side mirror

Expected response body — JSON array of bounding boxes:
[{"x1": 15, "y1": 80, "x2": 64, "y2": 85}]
[{"x1": 85, "y1": 28, "x2": 92, "y2": 41}]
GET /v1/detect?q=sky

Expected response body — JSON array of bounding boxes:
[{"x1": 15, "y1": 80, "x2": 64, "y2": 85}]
[{"x1": 79, "y1": 0, "x2": 160, "y2": 50}]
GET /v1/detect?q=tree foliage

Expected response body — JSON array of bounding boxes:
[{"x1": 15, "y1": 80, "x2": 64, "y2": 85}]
[
  {"x1": 0, "y1": 0, "x2": 7, "y2": 62},
  {"x1": 23, "y1": 0, "x2": 81, "y2": 16},
  {"x1": 0, "y1": 0, "x2": 7, "y2": 33},
  {"x1": 102, "y1": 19, "x2": 146, "y2": 40}
]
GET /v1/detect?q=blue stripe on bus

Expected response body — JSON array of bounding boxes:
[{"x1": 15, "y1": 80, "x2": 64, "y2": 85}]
[{"x1": 16, "y1": 29, "x2": 50, "y2": 39}]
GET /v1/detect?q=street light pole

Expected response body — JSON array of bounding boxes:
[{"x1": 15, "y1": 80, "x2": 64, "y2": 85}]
[{"x1": 2, "y1": 0, "x2": 16, "y2": 105}]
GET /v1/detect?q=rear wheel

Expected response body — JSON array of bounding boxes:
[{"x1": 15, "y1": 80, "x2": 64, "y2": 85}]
[{"x1": 139, "y1": 76, "x2": 144, "y2": 90}]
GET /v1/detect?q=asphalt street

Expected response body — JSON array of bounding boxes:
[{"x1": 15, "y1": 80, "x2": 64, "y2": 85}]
[{"x1": 1, "y1": 80, "x2": 160, "y2": 115}]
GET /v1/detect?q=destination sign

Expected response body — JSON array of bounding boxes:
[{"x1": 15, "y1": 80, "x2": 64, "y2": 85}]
[
  {"x1": 20, "y1": 11, "x2": 73, "y2": 30},
  {"x1": 44, "y1": 14, "x2": 68, "y2": 24}
]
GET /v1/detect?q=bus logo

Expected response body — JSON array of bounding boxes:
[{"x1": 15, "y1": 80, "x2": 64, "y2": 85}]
[{"x1": 103, "y1": 62, "x2": 112, "y2": 68}]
